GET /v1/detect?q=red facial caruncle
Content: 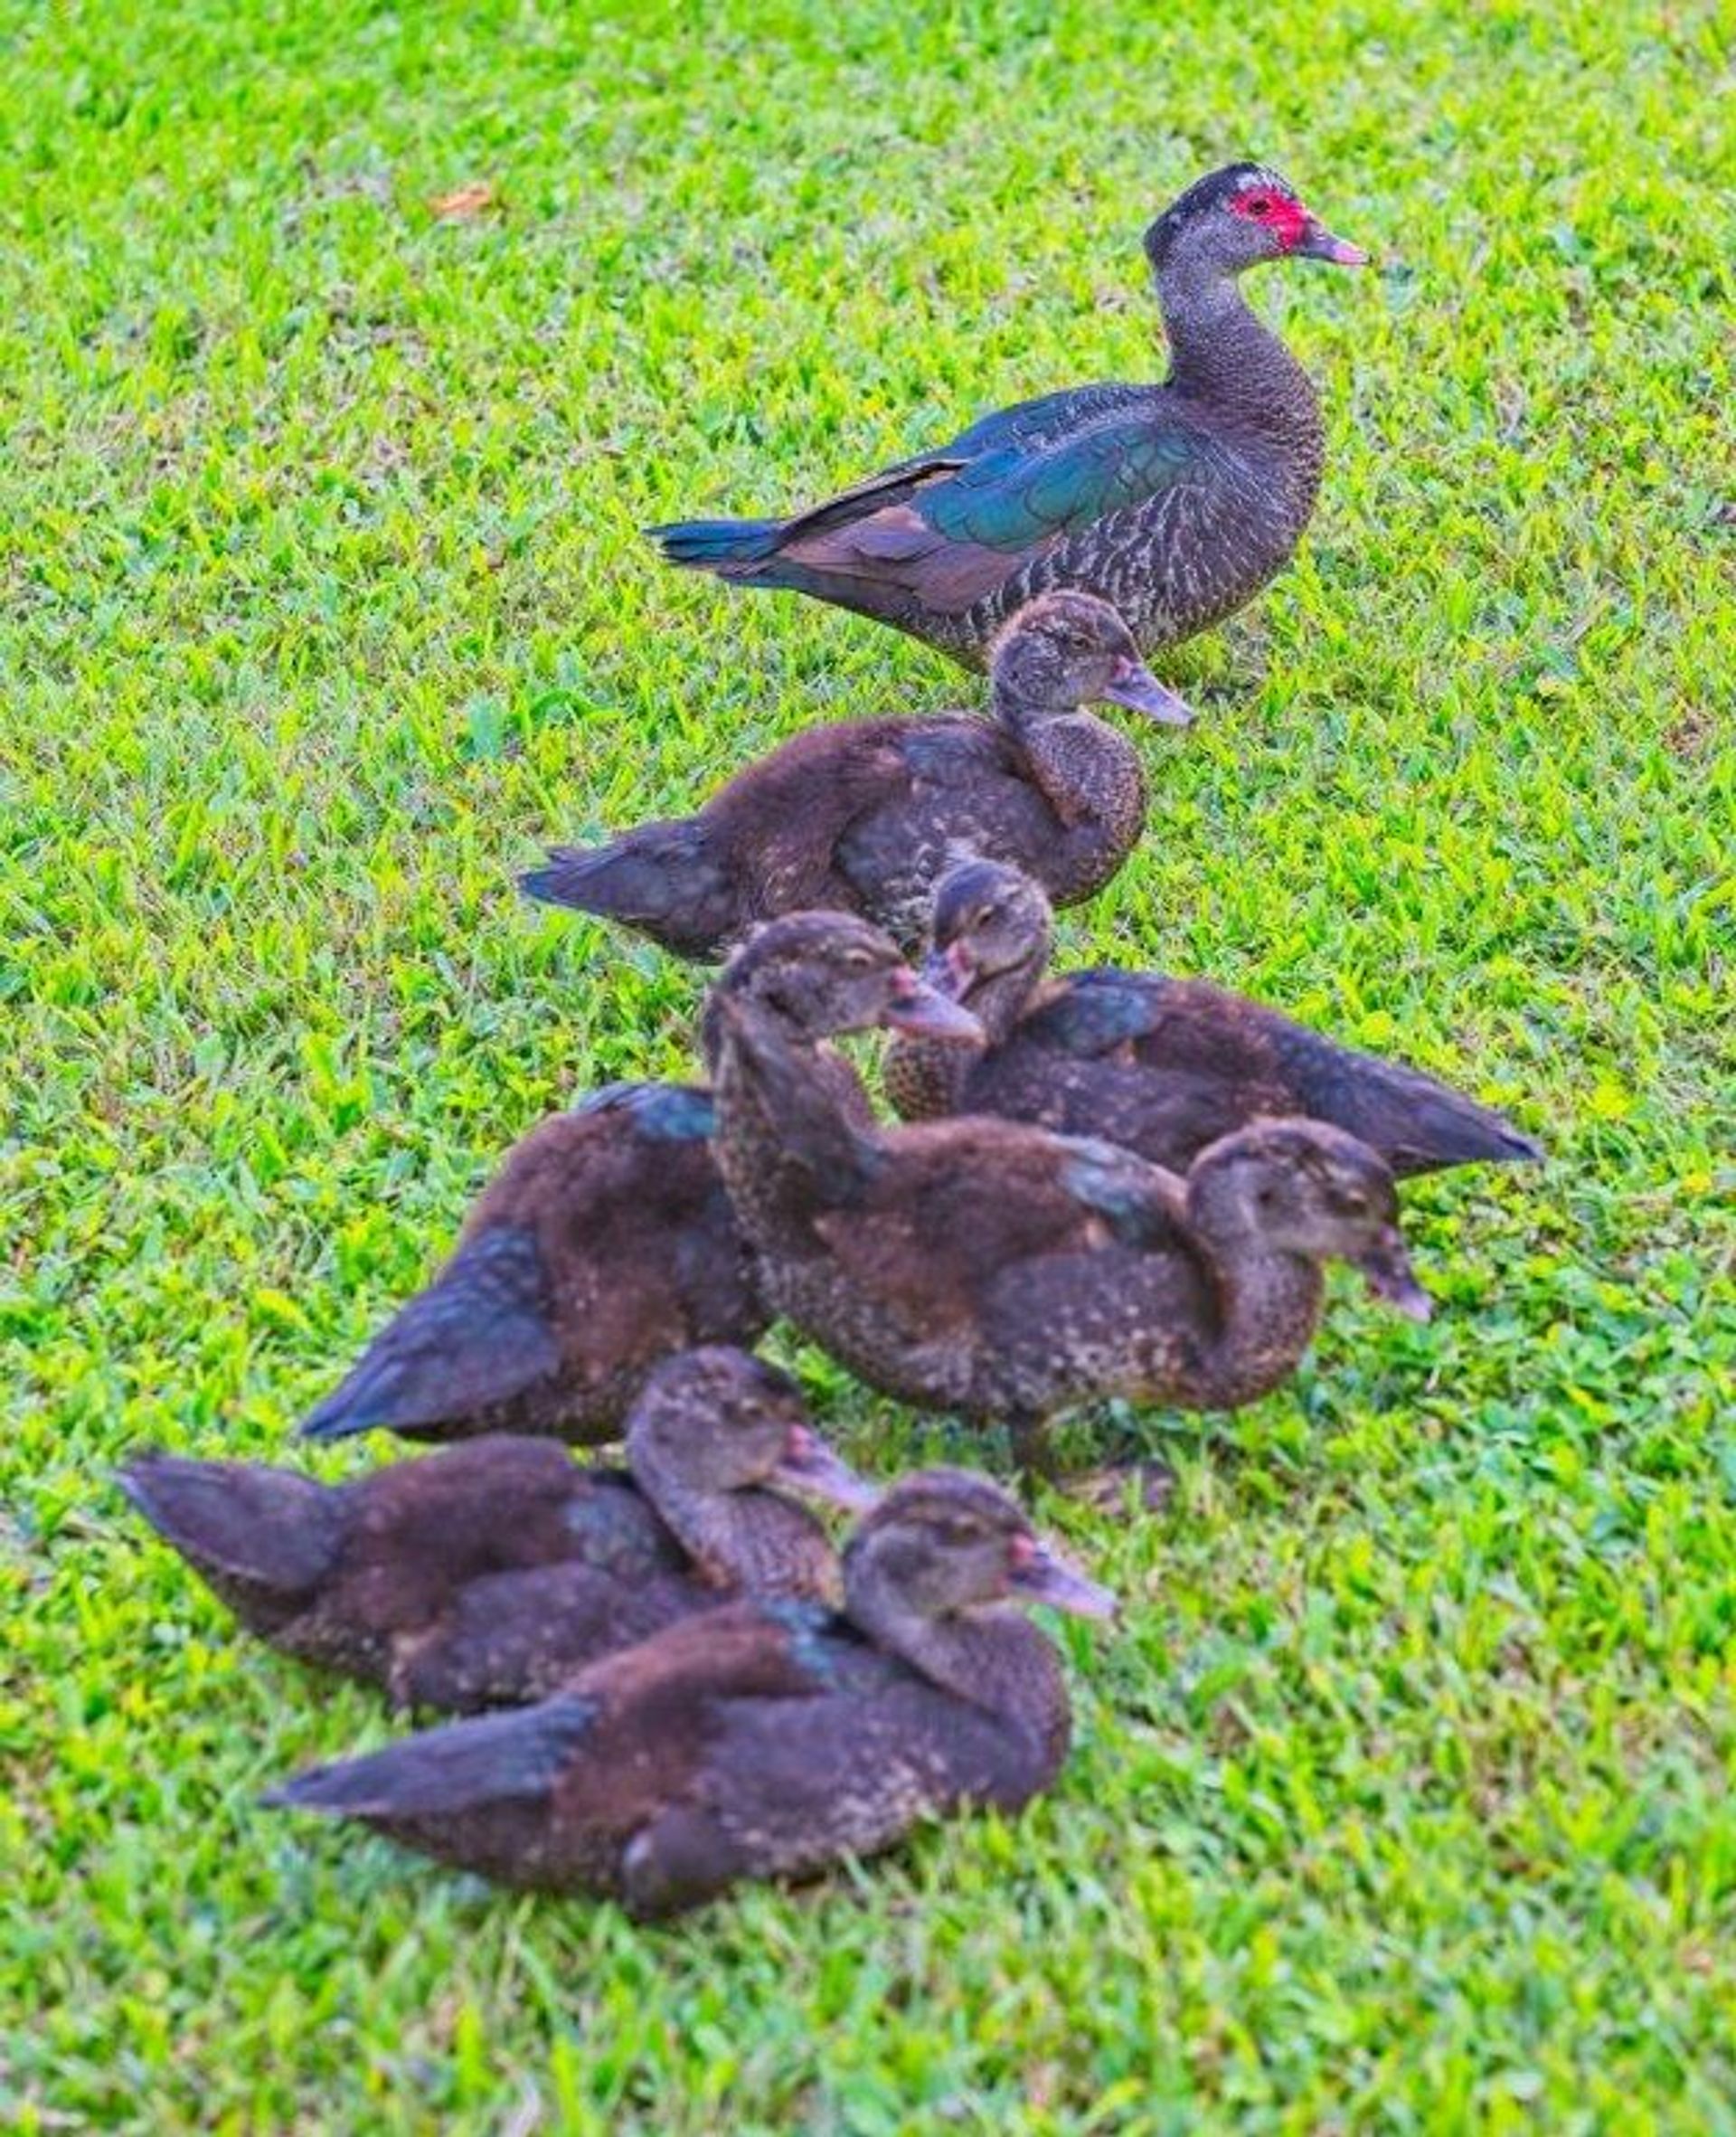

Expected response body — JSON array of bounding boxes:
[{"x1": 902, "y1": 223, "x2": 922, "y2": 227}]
[{"x1": 1228, "y1": 185, "x2": 1310, "y2": 250}]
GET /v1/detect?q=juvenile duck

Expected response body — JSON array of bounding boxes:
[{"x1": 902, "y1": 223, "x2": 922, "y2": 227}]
[
  {"x1": 264, "y1": 1468, "x2": 1114, "y2": 1916},
  {"x1": 707, "y1": 913, "x2": 1431, "y2": 1480},
  {"x1": 889, "y1": 859, "x2": 1542, "y2": 1177},
  {"x1": 297, "y1": 1082, "x2": 766, "y2": 1447},
  {"x1": 648, "y1": 164, "x2": 1368, "y2": 707},
  {"x1": 122, "y1": 1349, "x2": 871, "y2": 1713},
  {"x1": 521, "y1": 591, "x2": 1182, "y2": 961}
]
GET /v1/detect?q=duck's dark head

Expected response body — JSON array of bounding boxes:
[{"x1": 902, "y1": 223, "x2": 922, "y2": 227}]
[
  {"x1": 627, "y1": 1347, "x2": 874, "y2": 1511},
  {"x1": 844, "y1": 1468, "x2": 1118, "y2": 1625},
  {"x1": 922, "y1": 858, "x2": 1053, "y2": 1010},
  {"x1": 1191, "y1": 1120, "x2": 1431, "y2": 1320},
  {"x1": 718, "y1": 912, "x2": 983, "y2": 1045},
  {"x1": 1145, "y1": 163, "x2": 1369, "y2": 281},
  {"x1": 989, "y1": 591, "x2": 1186, "y2": 725}
]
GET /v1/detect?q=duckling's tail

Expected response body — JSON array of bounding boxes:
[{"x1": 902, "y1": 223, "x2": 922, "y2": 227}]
[
  {"x1": 1345, "y1": 1061, "x2": 1543, "y2": 1180},
  {"x1": 520, "y1": 821, "x2": 734, "y2": 962},
  {"x1": 118, "y1": 1453, "x2": 344, "y2": 1612},
  {"x1": 262, "y1": 1693, "x2": 600, "y2": 1820},
  {"x1": 646, "y1": 515, "x2": 786, "y2": 576}
]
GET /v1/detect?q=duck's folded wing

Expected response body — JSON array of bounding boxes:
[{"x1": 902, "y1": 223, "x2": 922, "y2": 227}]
[
  {"x1": 696, "y1": 1680, "x2": 1041, "y2": 1866},
  {"x1": 1020, "y1": 970, "x2": 1179, "y2": 1060},
  {"x1": 1050, "y1": 1133, "x2": 1191, "y2": 1246},
  {"x1": 918, "y1": 416, "x2": 1214, "y2": 554},
  {"x1": 776, "y1": 397, "x2": 1218, "y2": 613},
  {"x1": 810, "y1": 1121, "x2": 1185, "y2": 1325}
]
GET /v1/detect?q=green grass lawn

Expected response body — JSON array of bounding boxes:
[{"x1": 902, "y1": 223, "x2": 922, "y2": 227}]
[{"x1": 5, "y1": 0, "x2": 1734, "y2": 2126}]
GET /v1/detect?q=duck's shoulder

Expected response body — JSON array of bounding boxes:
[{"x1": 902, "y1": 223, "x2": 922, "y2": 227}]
[{"x1": 1016, "y1": 969, "x2": 1175, "y2": 1054}]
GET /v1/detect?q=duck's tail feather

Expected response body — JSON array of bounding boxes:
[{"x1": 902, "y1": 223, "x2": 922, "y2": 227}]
[
  {"x1": 1350, "y1": 1061, "x2": 1543, "y2": 1178},
  {"x1": 297, "y1": 1231, "x2": 561, "y2": 1443},
  {"x1": 645, "y1": 516, "x2": 787, "y2": 575},
  {"x1": 118, "y1": 1453, "x2": 345, "y2": 1598},
  {"x1": 261, "y1": 1694, "x2": 600, "y2": 1819},
  {"x1": 520, "y1": 821, "x2": 732, "y2": 959}
]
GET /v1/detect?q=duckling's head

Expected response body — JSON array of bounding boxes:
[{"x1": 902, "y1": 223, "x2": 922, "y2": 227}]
[
  {"x1": 627, "y1": 1347, "x2": 873, "y2": 1510},
  {"x1": 719, "y1": 912, "x2": 983, "y2": 1045},
  {"x1": 1144, "y1": 163, "x2": 1370, "y2": 281},
  {"x1": 923, "y1": 857, "x2": 1054, "y2": 1007},
  {"x1": 844, "y1": 1468, "x2": 1117, "y2": 1623},
  {"x1": 988, "y1": 591, "x2": 1186, "y2": 725},
  {"x1": 1191, "y1": 1120, "x2": 1432, "y2": 1319}
]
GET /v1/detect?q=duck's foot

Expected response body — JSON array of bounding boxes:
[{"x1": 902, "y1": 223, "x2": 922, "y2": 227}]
[
  {"x1": 1054, "y1": 1460, "x2": 1176, "y2": 1516},
  {"x1": 1005, "y1": 1414, "x2": 1174, "y2": 1514},
  {"x1": 1007, "y1": 1411, "x2": 1061, "y2": 1498}
]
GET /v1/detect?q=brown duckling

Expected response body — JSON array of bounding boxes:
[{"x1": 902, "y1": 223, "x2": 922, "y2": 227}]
[
  {"x1": 520, "y1": 591, "x2": 1184, "y2": 961},
  {"x1": 888, "y1": 859, "x2": 1541, "y2": 1177},
  {"x1": 297, "y1": 1081, "x2": 768, "y2": 1447},
  {"x1": 122, "y1": 1349, "x2": 872, "y2": 1714},
  {"x1": 706, "y1": 912, "x2": 1432, "y2": 1480},
  {"x1": 264, "y1": 1468, "x2": 1114, "y2": 1916}
]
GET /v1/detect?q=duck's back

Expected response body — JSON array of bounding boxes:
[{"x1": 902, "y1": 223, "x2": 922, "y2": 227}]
[
  {"x1": 772, "y1": 1116, "x2": 1204, "y2": 1415},
  {"x1": 831, "y1": 720, "x2": 1066, "y2": 945},
  {"x1": 465, "y1": 1087, "x2": 769, "y2": 1428}
]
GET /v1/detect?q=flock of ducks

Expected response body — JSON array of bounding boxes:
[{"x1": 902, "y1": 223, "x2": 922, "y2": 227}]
[{"x1": 123, "y1": 163, "x2": 1539, "y2": 1918}]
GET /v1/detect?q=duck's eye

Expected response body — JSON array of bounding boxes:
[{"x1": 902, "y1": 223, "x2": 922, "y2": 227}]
[{"x1": 1244, "y1": 195, "x2": 1273, "y2": 216}]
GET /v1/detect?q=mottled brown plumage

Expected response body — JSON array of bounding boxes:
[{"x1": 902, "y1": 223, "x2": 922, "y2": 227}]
[
  {"x1": 647, "y1": 164, "x2": 1367, "y2": 702},
  {"x1": 296, "y1": 1083, "x2": 768, "y2": 1447},
  {"x1": 707, "y1": 914, "x2": 1433, "y2": 1474},
  {"x1": 123, "y1": 1349, "x2": 870, "y2": 1713},
  {"x1": 887, "y1": 860, "x2": 1542, "y2": 1177},
  {"x1": 264, "y1": 1469, "x2": 1115, "y2": 1915},
  {"x1": 520, "y1": 593, "x2": 1182, "y2": 960}
]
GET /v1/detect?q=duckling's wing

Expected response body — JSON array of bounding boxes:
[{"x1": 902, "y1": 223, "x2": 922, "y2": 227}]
[
  {"x1": 1021, "y1": 970, "x2": 1178, "y2": 1059},
  {"x1": 1052, "y1": 1134, "x2": 1190, "y2": 1246}
]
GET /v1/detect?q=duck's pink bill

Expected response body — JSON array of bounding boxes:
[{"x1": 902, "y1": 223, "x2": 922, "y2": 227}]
[
  {"x1": 1012, "y1": 1536, "x2": 1120, "y2": 1621},
  {"x1": 882, "y1": 970, "x2": 986, "y2": 1044},
  {"x1": 1297, "y1": 218, "x2": 1371, "y2": 268},
  {"x1": 776, "y1": 1427, "x2": 881, "y2": 1513},
  {"x1": 1103, "y1": 656, "x2": 1193, "y2": 727},
  {"x1": 1357, "y1": 1229, "x2": 1433, "y2": 1322}
]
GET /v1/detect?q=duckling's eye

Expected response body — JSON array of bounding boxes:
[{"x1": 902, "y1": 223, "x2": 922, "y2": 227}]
[
  {"x1": 840, "y1": 949, "x2": 877, "y2": 970},
  {"x1": 1337, "y1": 1192, "x2": 1370, "y2": 1216}
]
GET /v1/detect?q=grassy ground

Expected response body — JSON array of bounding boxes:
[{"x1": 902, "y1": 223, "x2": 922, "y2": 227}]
[{"x1": 5, "y1": 0, "x2": 1733, "y2": 2126}]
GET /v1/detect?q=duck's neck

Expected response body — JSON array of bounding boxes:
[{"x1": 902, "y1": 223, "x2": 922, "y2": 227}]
[
  {"x1": 1180, "y1": 1168, "x2": 1327, "y2": 1406},
  {"x1": 1156, "y1": 260, "x2": 1324, "y2": 487},
  {"x1": 711, "y1": 1007, "x2": 866, "y2": 1252},
  {"x1": 995, "y1": 701, "x2": 1147, "y2": 902},
  {"x1": 968, "y1": 946, "x2": 1050, "y2": 1047},
  {"x1": 884, "y1": 950, "x2": 1044, "y2": 1120},
  {"x1": 636, "y1": 1464, "x2": 837, "y2": 1605},
  {"x1": 846, "y1": 1563, "x2": 1071, "y2": 1779}
]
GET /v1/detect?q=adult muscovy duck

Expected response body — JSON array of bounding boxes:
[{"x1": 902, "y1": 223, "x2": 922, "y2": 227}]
[{"x1": 648, "y1": 164, "x2": 1368, "y2": 710}]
